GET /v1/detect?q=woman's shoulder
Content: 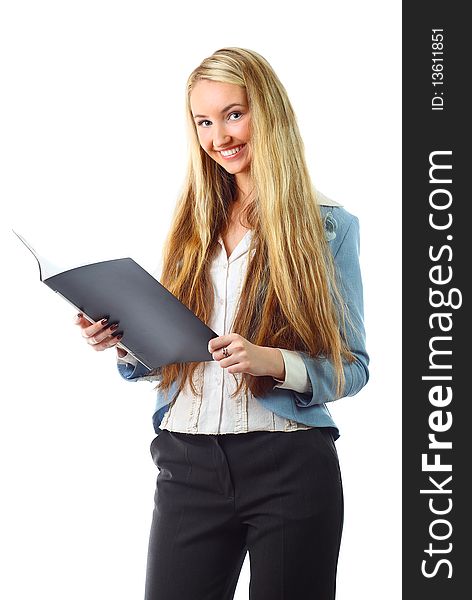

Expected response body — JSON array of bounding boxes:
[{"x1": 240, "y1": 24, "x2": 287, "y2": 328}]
[{"x1": 315, "y1": 190, "x2": 359, "y2": 245}]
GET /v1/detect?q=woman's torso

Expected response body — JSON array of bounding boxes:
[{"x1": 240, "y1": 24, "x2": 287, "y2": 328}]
[{"x1": 158, "y1": 219, "x2": 313, "y2": 435}]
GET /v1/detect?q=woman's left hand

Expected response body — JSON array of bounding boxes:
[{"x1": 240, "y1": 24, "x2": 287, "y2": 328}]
[{"x1": 208, "y1": 333, "x2": 285, "y2": 380}]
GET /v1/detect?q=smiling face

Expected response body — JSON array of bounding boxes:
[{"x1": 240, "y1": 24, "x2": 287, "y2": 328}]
[{"x1": 190, "y1": 79, "x2": 252, "y2": 181}]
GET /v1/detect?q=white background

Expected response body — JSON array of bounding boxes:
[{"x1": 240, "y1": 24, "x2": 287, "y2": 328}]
[{"x1": 0, "y1": 1, "x2": 401, "y2": 598}]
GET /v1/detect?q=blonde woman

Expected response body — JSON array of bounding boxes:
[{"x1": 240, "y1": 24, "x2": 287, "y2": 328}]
[{"x1": 75, "y1": 47, "x2": 369, "y2": 600}]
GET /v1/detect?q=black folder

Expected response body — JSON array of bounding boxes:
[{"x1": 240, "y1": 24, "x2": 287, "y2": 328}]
[{"x1": 13, "y1": 231, "x2": 217, "y2": 369}]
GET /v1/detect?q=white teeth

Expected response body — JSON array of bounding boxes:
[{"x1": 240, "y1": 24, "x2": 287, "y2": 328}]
[{"x1": 221, "y1": 145, "x2": 243, "y2": 157}]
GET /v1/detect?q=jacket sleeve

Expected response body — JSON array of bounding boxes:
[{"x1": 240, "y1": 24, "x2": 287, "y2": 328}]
[
  {"x1": 272, "y1": 349, "x2": 312, "y2": 394},
  {"x1": 292, "y1": 214, "x2": 369, "y2": 407},
  {"x1": 116, "y1": 357, "x2": 161, "y2": 383}
]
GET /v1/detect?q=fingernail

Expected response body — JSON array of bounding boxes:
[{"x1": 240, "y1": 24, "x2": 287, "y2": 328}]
[
  {"x1": 110, "y1": 323, "x2": 119, "y2": 331},
  {"x1": 77, "y1": 313, "x2": 83, "y2": 319},
  {"x1": 116, "y1": 334, "x2": 123, "y2": 341},
  {"x1": 112, "y1": 330, "x2": 123, "y2": 338},
  {"x1": 101, "y1": 318, "x2": 108, "y2": 325}
]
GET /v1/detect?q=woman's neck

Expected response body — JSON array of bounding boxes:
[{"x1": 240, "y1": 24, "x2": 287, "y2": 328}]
[{"x1": 234, "y1": 172, "x2": 253, "y2": 205}]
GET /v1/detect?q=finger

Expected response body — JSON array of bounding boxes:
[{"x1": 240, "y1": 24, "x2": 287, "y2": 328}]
[
  {"x1": 116, "y1": 345, "x2": 128, "y2": 358},
  {"x1": 88, "y1": 330, "x2": 123, "y2": 351},
  {"x1": 74, "y1": 313, "x2": 93, "y2": 327},
  {"x1": 214, "y1": 345, "x2": 235, "y2": 365},
  {"x1": 81, "y1": 317, "x2": 111, "y2": 339},
  {"x1": 208, "y1": 335, "x2": 228, "y2": 352},
  {"x1": 211, "y1": 345, "x2": 226, "y2": 361},
  {"x1": 221, "y1": 357, "x2": 240, "y2": 372},
  {"x1": 85, "y1": 323, "x2": 120, "y2": 345}
]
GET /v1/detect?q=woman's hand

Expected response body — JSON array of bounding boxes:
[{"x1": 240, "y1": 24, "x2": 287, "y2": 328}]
[
  {"x1": 208, "y1": 333, "x2": 285, "y2": 380},
  {"x1": 74, "y1": 313, "x2": 126, "y2": 358}
]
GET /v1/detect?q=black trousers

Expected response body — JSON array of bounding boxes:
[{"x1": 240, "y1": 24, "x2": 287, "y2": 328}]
[{"x1": 145, "y1": 427, "x2": 343, "y2": 600}]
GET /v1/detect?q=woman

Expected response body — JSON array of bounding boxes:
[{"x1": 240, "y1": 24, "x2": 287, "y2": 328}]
[{"x1": 75, "y1": 47, "x2": 369, "y2": 600}]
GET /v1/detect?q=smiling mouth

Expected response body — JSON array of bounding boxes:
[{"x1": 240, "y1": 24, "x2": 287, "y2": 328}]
[{"x1": 219, "y1": 144, "x2": 246, "y2": 159}]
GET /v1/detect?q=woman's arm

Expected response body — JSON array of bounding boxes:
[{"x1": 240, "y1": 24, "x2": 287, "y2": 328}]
[{"x1": 291, "y1": 212, "x2": 370, "y2": 407}]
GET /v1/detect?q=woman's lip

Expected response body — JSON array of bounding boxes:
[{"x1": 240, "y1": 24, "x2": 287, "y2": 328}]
[{"x1": 218, "y1": 144, "x2": 246, "y2": 159}]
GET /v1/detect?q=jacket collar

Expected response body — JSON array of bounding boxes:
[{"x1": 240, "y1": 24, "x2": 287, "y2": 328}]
[{"x1": 315, "y1": 189, "x2": 343, "y2": 207}]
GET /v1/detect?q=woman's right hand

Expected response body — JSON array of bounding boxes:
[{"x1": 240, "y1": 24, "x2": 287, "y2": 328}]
[{"x1": 74, "y1": 313, "x2": 127, "y2": 358}]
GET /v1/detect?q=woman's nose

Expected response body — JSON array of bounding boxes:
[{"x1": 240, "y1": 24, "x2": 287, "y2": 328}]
[{"x1": 213, "y1": 124, "x2": 231, "y2": 149}]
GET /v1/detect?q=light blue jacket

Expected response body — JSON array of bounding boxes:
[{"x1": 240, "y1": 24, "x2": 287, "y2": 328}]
[{"x1": 117, "y1": 204, "x2": 369, "y2": 439}]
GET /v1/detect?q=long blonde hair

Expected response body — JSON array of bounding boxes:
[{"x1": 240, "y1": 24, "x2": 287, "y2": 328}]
[{"x1": 154, "y1": 47, "x2": 355, "y2": 403}]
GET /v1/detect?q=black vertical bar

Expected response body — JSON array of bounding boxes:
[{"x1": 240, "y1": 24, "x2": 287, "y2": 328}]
[{"x1": 403, "y1": 3, "x2": 469, "y2": 598}]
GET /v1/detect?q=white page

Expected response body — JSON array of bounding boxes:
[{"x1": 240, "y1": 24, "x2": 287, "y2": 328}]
[{"x1": 12, "y1": 229, "x2": 128, "y2": 280}]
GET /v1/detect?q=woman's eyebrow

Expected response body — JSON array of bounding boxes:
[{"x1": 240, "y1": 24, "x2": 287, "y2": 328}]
[{"x1": 193, "y1": 103, "x2": 246, "y2": 119}]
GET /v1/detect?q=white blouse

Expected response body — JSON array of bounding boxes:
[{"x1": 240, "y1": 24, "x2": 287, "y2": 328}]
[{"x1": 119, "y1": 228, "x2": 313, "y2": 434}]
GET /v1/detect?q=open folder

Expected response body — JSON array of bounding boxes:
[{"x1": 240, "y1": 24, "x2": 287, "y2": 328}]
[{"x1": 13, "y1": 230, "x2": 217, "y2": 369}]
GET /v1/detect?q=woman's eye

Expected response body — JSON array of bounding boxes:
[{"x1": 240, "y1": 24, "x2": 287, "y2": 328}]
[{"x1": 197, "y1": 113, "x2": 242, "y2": 127}]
